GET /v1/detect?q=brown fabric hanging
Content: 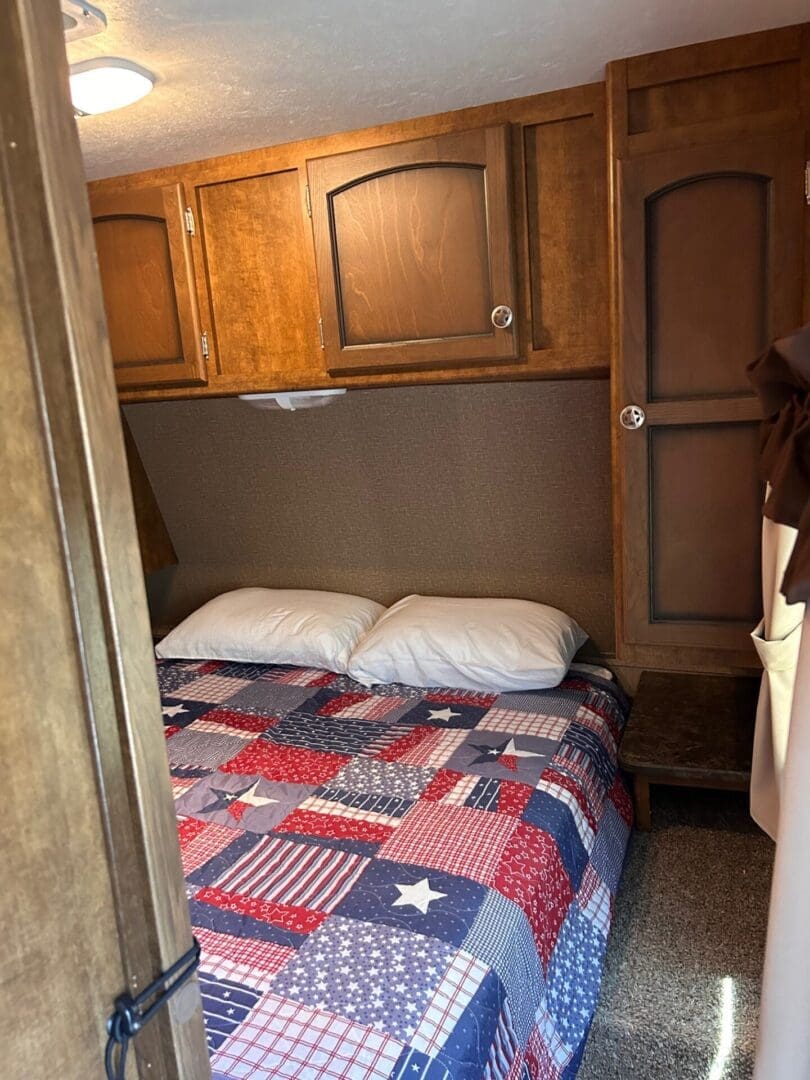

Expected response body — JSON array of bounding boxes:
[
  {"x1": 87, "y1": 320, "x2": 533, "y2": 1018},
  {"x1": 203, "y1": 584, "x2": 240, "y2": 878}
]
[{"x1": 748, "y1": 325, "x2": 810, "y2": 605}]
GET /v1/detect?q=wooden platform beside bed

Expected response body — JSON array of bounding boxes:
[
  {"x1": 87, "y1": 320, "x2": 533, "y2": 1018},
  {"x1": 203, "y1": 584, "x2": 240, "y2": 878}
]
[{"x1": 619, "y1": 671, "x2": 759, "y2": 830}]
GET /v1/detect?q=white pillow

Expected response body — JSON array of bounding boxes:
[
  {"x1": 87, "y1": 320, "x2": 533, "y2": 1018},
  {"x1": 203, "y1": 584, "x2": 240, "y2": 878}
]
[
  {"x1": 155, "y1": 588, "x2": 385, "y2": 674},
  {"x1": 347, "y1": 594, "x2": 587, "y2": 693}
]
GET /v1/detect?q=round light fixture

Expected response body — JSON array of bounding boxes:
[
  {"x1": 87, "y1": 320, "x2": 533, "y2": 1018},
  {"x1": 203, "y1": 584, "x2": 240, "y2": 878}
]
[{"x1": 69, "y1": 58, "x2": 154, "y2": 116}]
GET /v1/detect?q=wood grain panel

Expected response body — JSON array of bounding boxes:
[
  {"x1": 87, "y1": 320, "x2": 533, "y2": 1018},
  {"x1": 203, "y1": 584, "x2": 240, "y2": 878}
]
[
  {"x1": 610, "y1": 22, "x2": 807, "y2": 160},
  {"x1": 628, "y1": 60, "x2": 800, "y2": 136},
  {"x1": 332, "y1": 165, "x2": 491, "y2": 345},
  {"x1": 125, "y1": 380, "x2": 615, "y2": 656},
  {"x1": 95, "y1": 215, "x2": 183, "y2": 361},
  {"x1": 308, "y1": 125, "x2": 519, "y2": 374},
  {"x1": 523, "y1": 111, "x2": 609, "y2": 355},
  {"x1": 91, "y1": 183, "x2": 207, "y2": 390},
  {"x1": 196, "y1": 169, "x2": 320, "y2": 380},
  {"x1": 2, "y1": 154, "x2": 129, "y2": 1080},
  {"x1": 650, "y1": 423, "x2": 762, "y2": 623},
  {"x1": 648, "y1": 174, "x2": 769, "y2": 400}
]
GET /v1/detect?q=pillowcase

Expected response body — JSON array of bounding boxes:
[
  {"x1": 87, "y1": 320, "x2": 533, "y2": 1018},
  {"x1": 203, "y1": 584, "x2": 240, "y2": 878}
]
[
  {"x1": 346, "y1": 594, "x2": 587, "y2": 693},
  {"x1": 155, "y1": 588, "x2": 385, "y2": 674}
]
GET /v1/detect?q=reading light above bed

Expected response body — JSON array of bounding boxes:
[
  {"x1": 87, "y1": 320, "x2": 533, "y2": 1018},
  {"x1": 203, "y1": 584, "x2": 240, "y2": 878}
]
[{"x1": 238, "y1": 389, "x2": 347, "y2": 411}]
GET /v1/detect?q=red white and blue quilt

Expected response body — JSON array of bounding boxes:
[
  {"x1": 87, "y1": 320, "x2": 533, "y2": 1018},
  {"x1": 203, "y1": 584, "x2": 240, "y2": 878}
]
[{"x1": 159, "y1": 659, "x2": 631, "y2": 1080}]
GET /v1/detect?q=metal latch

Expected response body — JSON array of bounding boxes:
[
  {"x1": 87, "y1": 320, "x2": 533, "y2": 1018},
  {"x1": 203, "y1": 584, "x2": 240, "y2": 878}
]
[
  {"x1": 105, "y1": 938, "x2": 201, "y2": 1080},
  {"x1": 201, "y1": 330, "x2": 210, "y2": 359},
  {"x1": 184, "y1": 206, "x2": 195, "y2": 235}
]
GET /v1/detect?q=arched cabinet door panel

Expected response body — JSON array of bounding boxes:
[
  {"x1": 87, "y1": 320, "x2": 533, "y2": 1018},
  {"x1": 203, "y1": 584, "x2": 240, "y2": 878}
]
[
  {"x1": 615, "y1": 131, "x2": 804, "y2": 667},
  {"x1": 91, "y1": 183, "x2": 207, "y2": 389},
  {"x1": 307, "y1": 126, "x2": 520, "y2": 374}
]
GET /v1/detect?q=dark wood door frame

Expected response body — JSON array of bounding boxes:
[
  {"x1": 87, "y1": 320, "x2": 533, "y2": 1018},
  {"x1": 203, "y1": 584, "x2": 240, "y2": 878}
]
[{"x1": 0, "y1": 1, "x2": 209, "y2": 1076}]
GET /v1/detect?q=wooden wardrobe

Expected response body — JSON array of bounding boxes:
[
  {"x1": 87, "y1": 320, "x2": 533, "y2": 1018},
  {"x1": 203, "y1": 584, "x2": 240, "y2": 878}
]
[{"x1": 609, "y1": 26, "x2": 810, "y2": 672}]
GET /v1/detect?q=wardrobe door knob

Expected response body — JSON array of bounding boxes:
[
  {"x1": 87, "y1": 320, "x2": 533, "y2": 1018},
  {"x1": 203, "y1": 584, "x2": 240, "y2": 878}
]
[
  {"x1": 619, "y1": 404, "x2": 646, "y2": 430},
  {"x1": 491, "y1": 304, "x2": 513, "y2": 329}
]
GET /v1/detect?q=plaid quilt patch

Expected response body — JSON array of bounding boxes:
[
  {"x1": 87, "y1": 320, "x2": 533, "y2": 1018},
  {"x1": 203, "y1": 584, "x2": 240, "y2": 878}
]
[
  {"x1": 378, "y1": 803, "x2": 518, "y2": 885},
  {"x1": 211, "y1": 993, "x2": 405, "y2": 1079},
  {"x1": 161, "y1": 660, "x2": 630, "y2": 1078}
]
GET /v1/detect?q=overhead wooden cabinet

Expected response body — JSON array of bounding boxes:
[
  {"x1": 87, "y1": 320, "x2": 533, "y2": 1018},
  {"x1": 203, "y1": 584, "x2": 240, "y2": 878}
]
[
  {"x1": 614, "y1": 132, "x2": 805, "y2": 669},
  {"x1": 90, "y1": 182, "x2": 207, "y2": 390},
  {"x1": 307, "y1": 125, "x2": 519, "y2": 374},
  {"x1": 191, "y1": 168, "x2": 322, "y2": 390},
  {"x1": 88, "y1": 84, "x2": 612, "y2": 400}
]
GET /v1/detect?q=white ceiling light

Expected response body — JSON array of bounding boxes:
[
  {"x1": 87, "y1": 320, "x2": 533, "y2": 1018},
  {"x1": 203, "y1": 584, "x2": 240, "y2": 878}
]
[{"x1": 70, "y1": 58, "x2": 154, "y2": 116}]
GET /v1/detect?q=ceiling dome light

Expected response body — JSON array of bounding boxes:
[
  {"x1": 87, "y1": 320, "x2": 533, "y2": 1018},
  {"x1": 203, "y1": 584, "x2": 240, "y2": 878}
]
[
  {"x1": 70, "y1": 58, "x2": 154, "y2": 116},
  {"x1": 61, "y1": 1, "x2": 106, "y2": 43}
]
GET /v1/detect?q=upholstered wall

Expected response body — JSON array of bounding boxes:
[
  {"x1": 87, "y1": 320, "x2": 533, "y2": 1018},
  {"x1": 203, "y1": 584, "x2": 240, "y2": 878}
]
[{"x1": 125, "y1": 379, "x2": 615, "y2": 654}]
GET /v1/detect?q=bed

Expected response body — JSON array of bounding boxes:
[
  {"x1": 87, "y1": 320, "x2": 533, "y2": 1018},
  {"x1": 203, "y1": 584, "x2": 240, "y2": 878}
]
[{"x1": 159, "y1": 658, "x2": 631, "y2": 1079}]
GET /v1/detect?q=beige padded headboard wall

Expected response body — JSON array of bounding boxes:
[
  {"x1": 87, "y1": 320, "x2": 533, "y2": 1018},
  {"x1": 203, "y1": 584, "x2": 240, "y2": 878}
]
[{"x1": 125, "y1": 379, "x2": 615, "y2": 654}]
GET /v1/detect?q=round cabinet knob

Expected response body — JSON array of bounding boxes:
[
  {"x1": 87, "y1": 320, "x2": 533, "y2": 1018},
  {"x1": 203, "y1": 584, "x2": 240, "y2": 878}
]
[
  {"x1": 619, "y1": 404, "x2": 646, "y2": 430},
  {"x1": 491, "y1": 304, "x2": 513, "y2": 330}
]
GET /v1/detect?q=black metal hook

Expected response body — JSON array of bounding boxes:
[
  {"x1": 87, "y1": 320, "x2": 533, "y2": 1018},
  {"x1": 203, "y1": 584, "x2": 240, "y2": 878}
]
[{"x1": 104, "y1": 937, "x2": 201, "y2": 1080}]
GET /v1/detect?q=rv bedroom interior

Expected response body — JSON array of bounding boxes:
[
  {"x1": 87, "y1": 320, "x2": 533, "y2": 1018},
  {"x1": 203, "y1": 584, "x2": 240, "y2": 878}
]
[{"x1": 5, "y1": 1, "x2": 810, "y2": 1078}]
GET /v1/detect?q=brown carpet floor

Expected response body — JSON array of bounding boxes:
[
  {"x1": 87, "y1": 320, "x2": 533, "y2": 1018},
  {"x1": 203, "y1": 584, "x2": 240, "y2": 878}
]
[{"x1": 579, "y1": 787, "x2": 774, "y2": 1080}]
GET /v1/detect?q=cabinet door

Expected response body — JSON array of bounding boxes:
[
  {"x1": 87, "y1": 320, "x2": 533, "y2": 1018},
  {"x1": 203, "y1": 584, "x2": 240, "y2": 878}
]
[
  {"x1": 308, "y1": 126, "x2": 519, "y2": 375},
  {"x1": 91, "y1": 183, "x2": 207, "y2": 389},
  {"x1": 193, "y1": 168, "x2": 321, "y2": 390},
  {"x1": 615, "y1": 132, "x2": 804, "y2": 668}
]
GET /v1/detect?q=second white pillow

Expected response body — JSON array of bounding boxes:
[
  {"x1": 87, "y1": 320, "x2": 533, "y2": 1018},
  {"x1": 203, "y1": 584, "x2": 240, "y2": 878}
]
[{"x1": 347, "y1": 593, "x2": 588, "y2": 693}]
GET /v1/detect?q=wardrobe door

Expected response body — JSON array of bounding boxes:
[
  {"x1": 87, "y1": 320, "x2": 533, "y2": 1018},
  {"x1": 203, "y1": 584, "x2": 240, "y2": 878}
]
[
  {"x1": 307, "y1": 125, "x2": 519, "y2": 375},
  {"x1": 615, "y1": 132, "x2": 804, "y2": 668},
  {"x1": 91, "y1": 183, "x2": 207, "y2": 389}
]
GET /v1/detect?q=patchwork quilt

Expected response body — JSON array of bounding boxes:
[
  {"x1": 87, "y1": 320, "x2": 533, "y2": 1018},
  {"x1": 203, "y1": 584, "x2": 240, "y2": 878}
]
[{"x1": 159, "y1": 659, "x2": 632, "y2": 1080}]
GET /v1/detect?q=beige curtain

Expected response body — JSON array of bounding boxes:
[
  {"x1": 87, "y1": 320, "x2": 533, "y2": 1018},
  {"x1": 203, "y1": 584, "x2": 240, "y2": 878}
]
[
  {"x1": 749, "y1": 327, "x2": 810, "y2": 1078},
  {"x1": 754, "y1": 608, "x2": 810, "y2": 1078},
  {"x1": 750, "y1": 508, "x2": 804, "y2": 839}
]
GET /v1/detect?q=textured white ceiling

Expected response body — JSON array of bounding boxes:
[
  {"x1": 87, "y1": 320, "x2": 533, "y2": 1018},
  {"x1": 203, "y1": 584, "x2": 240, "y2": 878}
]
[{"x1": 70, "y1": 0, "x2": 809, "y2": 179}]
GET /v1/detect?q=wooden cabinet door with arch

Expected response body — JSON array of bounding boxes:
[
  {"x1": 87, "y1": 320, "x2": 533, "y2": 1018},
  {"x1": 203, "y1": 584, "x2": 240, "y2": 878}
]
[
  {"x1": 307, "y1": 125, "x2": 520, "y2": 375},
  {"x1": 91, "y1": 183, "x2": 208, "y2": 389},
  {"x1": 615, "y1": 131, "x2": 805, "y2": 668}
]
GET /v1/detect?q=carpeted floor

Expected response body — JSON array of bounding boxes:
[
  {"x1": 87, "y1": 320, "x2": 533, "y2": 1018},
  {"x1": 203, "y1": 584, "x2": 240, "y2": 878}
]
[{"x1": 579, "y1": 787, "x2": 775, "y2": 1080}]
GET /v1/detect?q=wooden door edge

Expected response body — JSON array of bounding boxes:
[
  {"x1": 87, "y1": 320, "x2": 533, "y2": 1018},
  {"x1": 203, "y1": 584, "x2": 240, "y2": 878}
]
[{"x1": 2, "y1": 4, "x2": 210, "y2": 1077}]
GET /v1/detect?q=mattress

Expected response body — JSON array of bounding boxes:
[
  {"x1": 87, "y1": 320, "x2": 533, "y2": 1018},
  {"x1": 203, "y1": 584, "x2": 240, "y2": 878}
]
[{"x1": 159, "y1": 659, "x2": 631, "y2": 1080}]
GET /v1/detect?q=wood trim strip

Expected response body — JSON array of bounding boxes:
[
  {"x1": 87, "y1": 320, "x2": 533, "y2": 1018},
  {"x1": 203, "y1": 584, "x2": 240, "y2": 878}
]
[
  {"x1": 117, "y1": 346, "x2": 610, "y2": 403},
  {"x1": 625, "y1": 23, "x2": 802, "y2": 89},
  {"x1": 162, "y1": 182, "x2": 206, "y2": 385},
  {"x1": 627, "y1": 108, "x2": 802, "y2": 156},
  {"x1": 643, "y1": 398, "x2": 763, "y2": 425},
  {"x1": 606, "y1": 56, "x2": 629, "y2": 667}
]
